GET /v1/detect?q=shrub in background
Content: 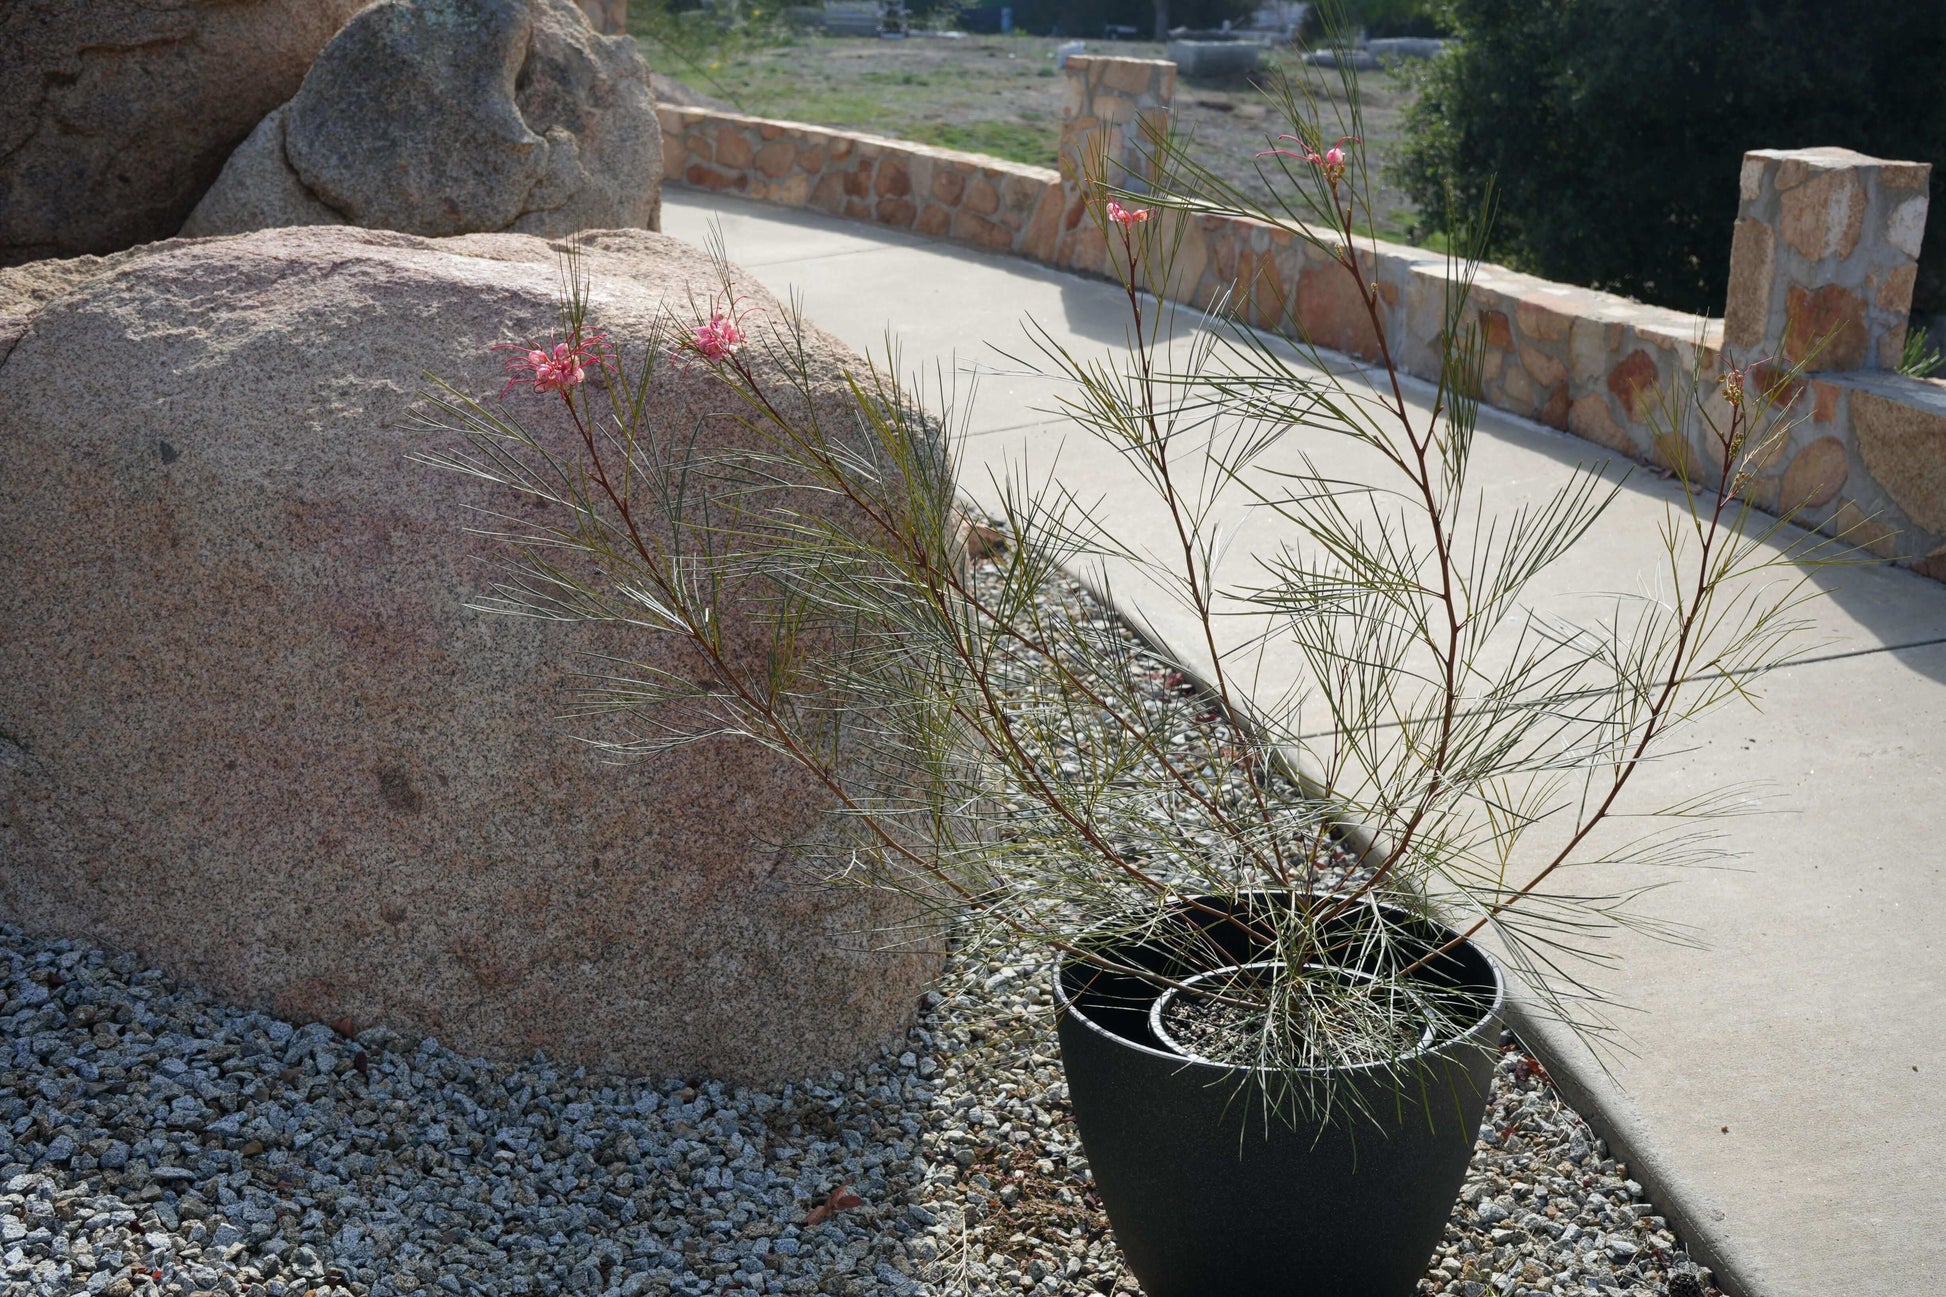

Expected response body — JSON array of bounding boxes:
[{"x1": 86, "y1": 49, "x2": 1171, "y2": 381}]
[
  {"x1": 1301, "y1": 0, "x2": 1448, "y2": 41},
  {"x1": 1008, "y1": 0, "x2": 1254, "y2": 39},
  {"x1": 1396, "y1": 0, "x2": 1946, "y2": 318}
]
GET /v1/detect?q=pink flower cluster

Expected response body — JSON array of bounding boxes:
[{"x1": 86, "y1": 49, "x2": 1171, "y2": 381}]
[
  {"x1": 1259, "y1": 135, "x2": 1360, "y2": 189},
  {"x1": 689, "y1": 310, "x2": 747, "y2": 363},
  {"x1": 495, "y1": 333, "x2": 611, "y2": 399},
  {"x1": 1106, "y1": 199, "x2": 1150, "y2": 228}
]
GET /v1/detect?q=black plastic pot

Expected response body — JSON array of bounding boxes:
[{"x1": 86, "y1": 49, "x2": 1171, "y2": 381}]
[{"x1": 1053, "y1": 895, "x2": 1505, "y2": 1297}]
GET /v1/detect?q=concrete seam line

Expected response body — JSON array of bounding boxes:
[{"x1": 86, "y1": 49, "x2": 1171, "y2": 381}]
[{"x1": 725, "y1": 244, "x2": 907, "y2": 271}]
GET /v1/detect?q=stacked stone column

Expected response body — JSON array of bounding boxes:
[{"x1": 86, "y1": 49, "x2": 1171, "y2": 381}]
[
  {"x1": 1054, "y1": 56, "x2": 1177, "y2": 275},
  {"x1": 1057, "y1": 56, "x2": 1176, "y2": 195},
  {"x1": 1723, "y1": 146, "x2": 1931, "y2": 370},
  {"x1": 1715, "y1": 147, "x2": 1943, "y2": 565}
]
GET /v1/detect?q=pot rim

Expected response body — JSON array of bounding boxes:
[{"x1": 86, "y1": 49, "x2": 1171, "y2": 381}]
[
  {"x1": 1145, "y1": 959, "x2": 1441, "y2": 1066},
  {"x1": 1052, "y1": 897, "x2": 1507, "y2": 1078}
]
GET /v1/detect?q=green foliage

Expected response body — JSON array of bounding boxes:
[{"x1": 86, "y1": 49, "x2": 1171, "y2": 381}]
[
  {"x1": 1302, "y1": 0, "x2": 1448, "y2": 40},
  {"x1": 1006, "y1": 0, "x2": 1253, "y2": 39},
  {"x1": 903, "y1": 119, "x2": 1057, "y2": 166},
  {"x1": 1395, "y1": 0, "x2": 1946, "y2": 316},
  {"x1": 1900, "y1": 326, "x2": 1945, "y2": 380}
]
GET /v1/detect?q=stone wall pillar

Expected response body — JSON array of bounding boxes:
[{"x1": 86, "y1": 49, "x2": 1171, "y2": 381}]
[
  {"x1": 1058, "y1": 56, "x2": 1176, "y2": 196},
  {"x1": 1723, "y1": 147, "x2": 1931, "y2": 370},
  {"x1": 575, "y1": 0, "x2": 628, "y2": 35},
  {"x1": 1054, "y1": 56, "x2": 1176, "y2": 276}
]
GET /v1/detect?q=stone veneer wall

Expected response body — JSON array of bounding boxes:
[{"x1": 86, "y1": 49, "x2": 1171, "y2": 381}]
[
  {"x1": 656, "y1": 106, "x2": 1065, "y2": 259},
  {"x1": 656, "y1": 59, "x2": 1946, "y2": 579}
]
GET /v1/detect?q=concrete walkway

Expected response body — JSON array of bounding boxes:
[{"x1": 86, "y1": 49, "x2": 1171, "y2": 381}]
[{"x1": 664, "y1": 190, "x2": 1946, "y2": 1297}]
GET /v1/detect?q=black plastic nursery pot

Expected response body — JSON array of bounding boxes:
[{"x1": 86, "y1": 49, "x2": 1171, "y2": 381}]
[{"x1": 1053, "y1": 895, "x2": 1505, "y2": 1297}]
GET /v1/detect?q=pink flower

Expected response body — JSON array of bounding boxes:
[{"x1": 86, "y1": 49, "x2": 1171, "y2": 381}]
[
  {"x1": 1258, "y1": 134, "x2": 1360, "y2": 188},
  {"x1": 689, "y1": 311, "x2": 747, "y2": 363},
  {"x1": 1105, "y1": 199, "x2": 1150, "y2": 227},
  {"x1": 495, "y1": 332, "x2": 611, "y2": 399},
  {"x1": 673, "y1": 295, "x2": 760, "y2": 368}
]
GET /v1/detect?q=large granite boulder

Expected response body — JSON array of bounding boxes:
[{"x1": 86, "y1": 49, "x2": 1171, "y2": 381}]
[
  {"x1": 183, "y1": 0, "x2": 661, "y2": 240},
  {"x1": 0, "y1": 225, "x2": 935, "y2": 1080},
  {"x1": 0, "y1": 0, "x2": 368, "y2": 265}
]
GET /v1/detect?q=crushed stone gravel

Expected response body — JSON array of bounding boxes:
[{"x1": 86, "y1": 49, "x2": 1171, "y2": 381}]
[{"x1": 0, "y1": 565, "x2": 1721, "y2": 1297}]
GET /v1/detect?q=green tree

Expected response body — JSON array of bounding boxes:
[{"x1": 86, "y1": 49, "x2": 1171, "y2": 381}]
[
  {"x1": 1007, "y1": 0, "x2": 1252, "y2": 38},
  {"x1": 1303, "y1": 0, "x2": 1448, "y2": 40},
  {"x1": 1396, "y1": 0, "x2": 1946, "y2": 317}
]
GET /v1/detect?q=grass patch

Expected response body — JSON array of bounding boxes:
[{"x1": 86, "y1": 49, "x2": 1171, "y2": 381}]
[{"x1": 904, "y1": 120, "x2": 1059, "y2": 167}]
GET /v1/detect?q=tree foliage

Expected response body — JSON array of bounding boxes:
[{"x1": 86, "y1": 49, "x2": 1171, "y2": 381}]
[
  {"x1": 1303, "y1": 0, "x2": 1448, "y2": 41},
  {"x1": 1006, "y1": 0, "x2": 1255, "y2": 38},
  {"x1": 1395, "y1": 0, "x2": 1946, "y2": 316}
]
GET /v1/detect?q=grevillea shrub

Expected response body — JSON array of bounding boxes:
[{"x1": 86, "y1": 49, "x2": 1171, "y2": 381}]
[{"x1": 422, "y1": 73, "x2": 1828, "y2": 1123}]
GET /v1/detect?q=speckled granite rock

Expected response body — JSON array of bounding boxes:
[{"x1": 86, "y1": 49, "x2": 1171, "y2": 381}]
[
  {"x1": 0, "y1": 0, "x2": 366, "y2": 265},
  {"x1": 0, "y1": 224, "x2": 935, "y2": 1081},
  {"x1": 182, "y1": 0, "x2": 662, "y2": 240}
]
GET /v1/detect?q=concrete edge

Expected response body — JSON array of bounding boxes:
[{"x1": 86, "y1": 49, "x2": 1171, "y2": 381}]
[{"x1": 1501, "y1": 1000, "x2": 1768, "y2": 1297}]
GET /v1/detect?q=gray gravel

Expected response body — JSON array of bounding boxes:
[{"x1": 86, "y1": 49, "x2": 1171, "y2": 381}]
[{"x1": 0, "y1": 565, "x2": 1721, "y2": 1297}]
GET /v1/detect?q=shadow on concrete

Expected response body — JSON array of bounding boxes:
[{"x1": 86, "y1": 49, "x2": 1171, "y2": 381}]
[{"x1": 1462, "y1": 396, "x2": 1946, "y2": 685}]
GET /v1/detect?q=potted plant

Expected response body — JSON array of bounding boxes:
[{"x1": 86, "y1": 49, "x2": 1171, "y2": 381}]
[{"x1": 419, "y1": 73, "x2": 1821, "y2": 1297}]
